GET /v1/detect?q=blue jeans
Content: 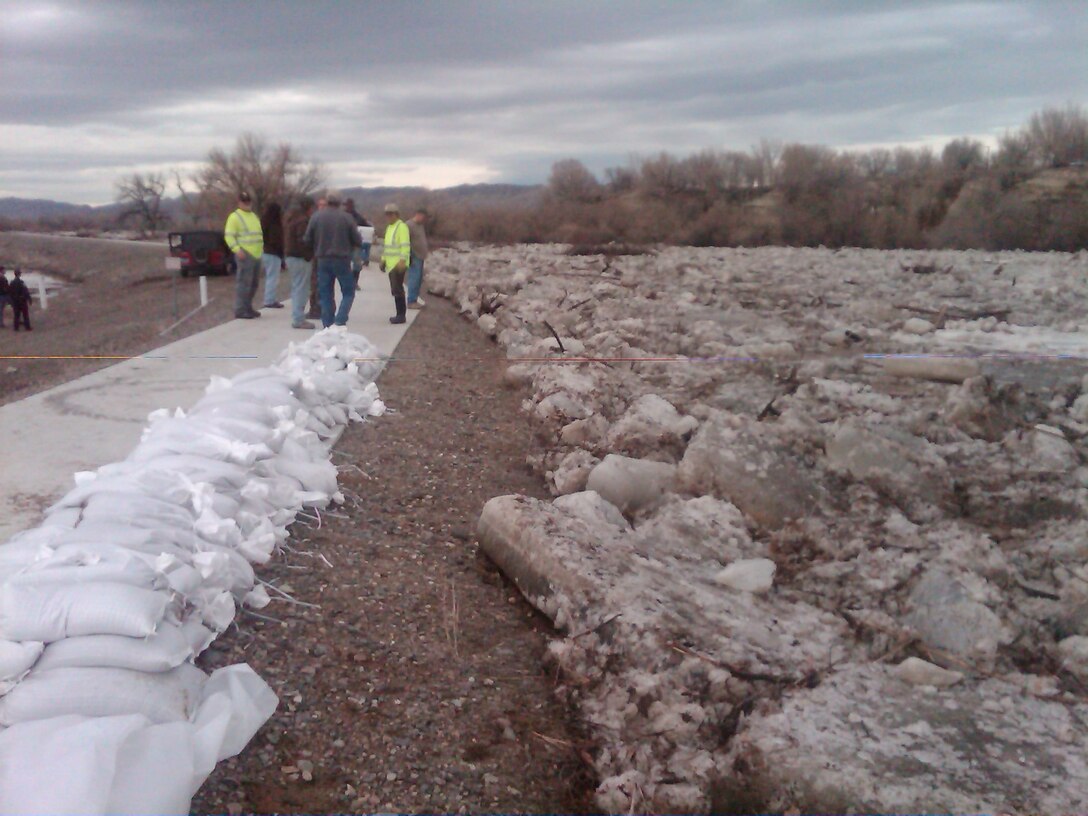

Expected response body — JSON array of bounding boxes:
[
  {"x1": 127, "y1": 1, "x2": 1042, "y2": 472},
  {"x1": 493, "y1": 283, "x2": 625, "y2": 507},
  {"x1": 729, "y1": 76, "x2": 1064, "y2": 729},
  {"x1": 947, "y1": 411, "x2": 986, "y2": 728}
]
[
  {"x1": 261, "y1": 254, "x2": 282, "y2": 306},
  {"x1": 286, "y1": 256, "x2": 310, "y2": 324},
  {"x1": 407, "y1": 255, "x2": 425, "y2": 304},
  {"x1": 317, "y1": 257, "x2": 354, "y2": 327},
  {"x1": 234, "y1": 253, "x2": 260, "y2": 314}
]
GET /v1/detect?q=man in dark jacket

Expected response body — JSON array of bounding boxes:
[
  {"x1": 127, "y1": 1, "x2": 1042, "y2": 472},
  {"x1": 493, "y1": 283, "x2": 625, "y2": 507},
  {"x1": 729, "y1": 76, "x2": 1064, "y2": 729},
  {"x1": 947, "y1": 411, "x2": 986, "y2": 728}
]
[
  {"x1": 0, "y1": 267, "x2": 10, "y2": 328},
  {"x1": 10, "y1": 269, "x2": 32, "y2": 331},
  {"x1": 259, "y1": 201, "x2": 285, "y2": 309},
  {"x1": 303, "y1": 190, "x2": 362, "y2": 328},
  {"x1": 284, "y1": 197, "x2": 316, "y2": 329}
]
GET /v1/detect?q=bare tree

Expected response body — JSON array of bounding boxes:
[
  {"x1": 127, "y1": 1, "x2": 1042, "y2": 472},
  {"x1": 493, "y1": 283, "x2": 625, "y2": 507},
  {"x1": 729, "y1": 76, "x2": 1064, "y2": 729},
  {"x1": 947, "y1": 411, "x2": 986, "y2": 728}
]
[
  {"x1": 1025, "y1": 104, "x2": 1088, "y2": 168},
  {"x1": 548, "y1": 158, "x2": 602, "y2": 203},
  {"x1": 115, "y1": 172, "x2": 168, "y2": 235},
  {"x1": 941, "y1": 137, "x2": 988, "y2": 176},
  {"x1": 192, "y1": 132, "x2": 325, "y2": 220}
]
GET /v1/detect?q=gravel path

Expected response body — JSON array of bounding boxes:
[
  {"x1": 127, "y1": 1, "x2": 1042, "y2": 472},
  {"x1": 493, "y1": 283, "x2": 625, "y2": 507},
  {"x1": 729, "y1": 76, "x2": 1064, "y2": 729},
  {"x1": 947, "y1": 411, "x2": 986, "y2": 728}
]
[{"x1": 191, "y1": 295, "x2": 595, "y2": 814}]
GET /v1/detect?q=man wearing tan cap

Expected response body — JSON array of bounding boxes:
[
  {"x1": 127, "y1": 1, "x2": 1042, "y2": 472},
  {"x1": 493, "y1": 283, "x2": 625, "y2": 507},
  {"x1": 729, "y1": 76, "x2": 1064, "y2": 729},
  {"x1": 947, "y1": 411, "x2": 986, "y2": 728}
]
[{"x1": 379, "y1": 203, "x2": 411, "y2": 324}]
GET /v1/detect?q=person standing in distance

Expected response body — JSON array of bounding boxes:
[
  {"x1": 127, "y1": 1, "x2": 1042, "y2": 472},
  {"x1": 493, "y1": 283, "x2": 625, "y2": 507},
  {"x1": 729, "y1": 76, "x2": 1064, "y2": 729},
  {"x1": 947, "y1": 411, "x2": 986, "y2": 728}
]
[
  {"x1": 303, "y1": 189, "x2": 362, "y2": 328},
  {"x1": 0, "y1": 266, "x2": 10, "y2": 328},
  {"x1": 259, "y1": 200, "x2": 285, "y2": 309},
  {"x1": 9, "y1": 268, "x2": 32, "y2": 331},
  {"x1": 380, "y1": 203, "x2": 411, "y2": 324},
  {"x1": 224, "y1": 192, "x2": 264, "y2": 319},
  {"x1": 405, "y1": 207, "x2": 429, "y2": 309},
  {"x1": 285, "y1": 196, "x2": 316, "y2": 329}
]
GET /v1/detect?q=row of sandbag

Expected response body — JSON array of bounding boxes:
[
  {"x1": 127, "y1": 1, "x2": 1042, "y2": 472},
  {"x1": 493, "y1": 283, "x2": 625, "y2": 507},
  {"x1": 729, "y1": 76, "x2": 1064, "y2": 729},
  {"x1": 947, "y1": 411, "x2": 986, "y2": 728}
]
[{"x1": 0, "y1": 328, "x2": 385, "y2": 814}]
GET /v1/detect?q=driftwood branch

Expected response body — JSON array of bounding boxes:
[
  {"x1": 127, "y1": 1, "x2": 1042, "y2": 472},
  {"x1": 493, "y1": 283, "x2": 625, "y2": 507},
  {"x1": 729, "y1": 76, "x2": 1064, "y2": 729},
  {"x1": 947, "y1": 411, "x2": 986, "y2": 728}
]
[{"x1": 542, "y1": 320, "x2": 565, "y2": 353}]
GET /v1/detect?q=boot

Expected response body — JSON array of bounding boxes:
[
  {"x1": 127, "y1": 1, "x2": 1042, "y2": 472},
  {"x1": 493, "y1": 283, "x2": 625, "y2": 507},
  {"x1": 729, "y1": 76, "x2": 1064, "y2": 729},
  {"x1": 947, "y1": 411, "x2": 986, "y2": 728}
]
[{"x1": 389, "y1": 295, "x2": 406, "y2": 324}]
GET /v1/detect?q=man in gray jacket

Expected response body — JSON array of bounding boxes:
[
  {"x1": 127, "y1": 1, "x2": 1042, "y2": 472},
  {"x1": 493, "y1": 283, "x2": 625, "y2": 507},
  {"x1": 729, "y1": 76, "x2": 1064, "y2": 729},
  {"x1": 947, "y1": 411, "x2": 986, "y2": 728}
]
[{"x1": 303, "y1": 189, "x2": 362, "y2": 328}]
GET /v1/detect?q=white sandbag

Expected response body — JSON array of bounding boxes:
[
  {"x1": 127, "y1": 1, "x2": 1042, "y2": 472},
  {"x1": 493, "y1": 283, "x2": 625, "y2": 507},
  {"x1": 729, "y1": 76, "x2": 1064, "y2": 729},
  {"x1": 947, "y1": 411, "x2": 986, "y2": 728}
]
[
  {"x1": 130, "y1": 431, "x2": 270, "y2": 468},
  {"x1": 80, "y1": 500, "x2": 197, "y2": 534},
  {"x1": 0, "y1": 582, "x2": 170, "y2": 642},
  {"x1": 0, "y1": 663, "x2": 206, "y2": 726},
  {"x1": 130, "y1": 455, "x2": 251, "y2": 490},
  {"x1": 190, "y1": 400, "x2": 279, "y2": 427},
  {"x1": 34, "y1": 624, "x2": 194, "y2": 673},
  {"x1": 264, "y1": 456, "x2": 338, "y2": 495},
  {"x1": 7, "y1": 558, "x2": 166, "y2": 592},
  {"x1": 50, "y1": 466, "x2": 196, "y2": 510},
  {"x1": 0, "y1": 666, "x2": 271, "y2": 813}
]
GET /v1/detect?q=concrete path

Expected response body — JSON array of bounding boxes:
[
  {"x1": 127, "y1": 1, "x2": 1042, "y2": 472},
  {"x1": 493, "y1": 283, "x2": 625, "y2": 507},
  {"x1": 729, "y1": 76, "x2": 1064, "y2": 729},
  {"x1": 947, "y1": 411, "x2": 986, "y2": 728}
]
[{"x1": 0, "y1": 270, "x2": 418, "y2": 541}]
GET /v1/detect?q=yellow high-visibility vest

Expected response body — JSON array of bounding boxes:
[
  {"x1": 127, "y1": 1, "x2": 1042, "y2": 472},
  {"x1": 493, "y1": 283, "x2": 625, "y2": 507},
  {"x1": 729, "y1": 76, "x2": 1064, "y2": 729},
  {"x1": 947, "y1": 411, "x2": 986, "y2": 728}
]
[
  {"x1": 381, "y1": 220, "x2": 410, "y2": 273},
  {"x1": 224, "y1": 208, "x2": 263, "y2": 257}
]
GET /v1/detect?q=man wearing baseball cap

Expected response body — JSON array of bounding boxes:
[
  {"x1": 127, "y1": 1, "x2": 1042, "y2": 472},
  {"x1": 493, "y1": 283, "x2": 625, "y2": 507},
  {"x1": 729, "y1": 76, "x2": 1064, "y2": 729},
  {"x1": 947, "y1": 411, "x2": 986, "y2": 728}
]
[
  {"x1": 379, "y1": 203, "x2": 411, "y2": 324},
  {"x1": 224, "y1": 192, "x2": 264, "y2": 319}
]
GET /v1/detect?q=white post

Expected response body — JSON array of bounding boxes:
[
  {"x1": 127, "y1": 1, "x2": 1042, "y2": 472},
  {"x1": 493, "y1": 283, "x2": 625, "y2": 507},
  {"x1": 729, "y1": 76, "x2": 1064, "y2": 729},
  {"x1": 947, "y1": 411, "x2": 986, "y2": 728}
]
[
  {"x1": 199, "y1": 275, "x2": 208, "y2": 307},
  {"x1": 37, "y1": 277, "x2": 47, "y2": 310}
]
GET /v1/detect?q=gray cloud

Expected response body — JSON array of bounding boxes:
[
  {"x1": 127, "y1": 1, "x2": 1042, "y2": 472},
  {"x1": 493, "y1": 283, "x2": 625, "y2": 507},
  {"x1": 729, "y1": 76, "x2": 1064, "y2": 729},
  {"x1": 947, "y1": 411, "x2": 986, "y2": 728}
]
[{"x1": 0, "y1": 0, "x2": 1085, "y2": 202}]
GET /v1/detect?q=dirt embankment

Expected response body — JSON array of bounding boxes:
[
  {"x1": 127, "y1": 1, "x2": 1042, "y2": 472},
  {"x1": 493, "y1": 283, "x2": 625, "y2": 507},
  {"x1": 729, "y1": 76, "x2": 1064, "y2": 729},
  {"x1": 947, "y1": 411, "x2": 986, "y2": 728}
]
[
  {"x1": 191, "y1": 297, "x2": 595, "y2": 814},
  {"x1": 0, "y1": 233, "x2": 237, "y2": 405}
]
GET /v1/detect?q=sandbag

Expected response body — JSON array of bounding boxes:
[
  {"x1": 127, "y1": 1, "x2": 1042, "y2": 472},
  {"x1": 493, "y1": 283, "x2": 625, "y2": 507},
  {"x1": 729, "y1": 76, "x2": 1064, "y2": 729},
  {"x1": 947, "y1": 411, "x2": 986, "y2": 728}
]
[
  {"x1": 34, "y1": 624, "x2": 194, "y2": 673},
  {"x1": 0, "y1": 664, "x2": 206, "y2": 726},
  {"x1": 0, "y1": 582, "x2": 171, "y2": 642},
  {"x1": 0, "y1": 664, "x2": 277, "y2": 815}
]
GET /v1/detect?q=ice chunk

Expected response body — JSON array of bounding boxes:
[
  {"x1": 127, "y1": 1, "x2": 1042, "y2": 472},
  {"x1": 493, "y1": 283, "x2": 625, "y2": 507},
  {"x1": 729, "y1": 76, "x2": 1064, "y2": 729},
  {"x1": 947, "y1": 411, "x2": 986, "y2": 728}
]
[
  {"x1": 714, "y1": 558, "x2": 776, "y2": 593},
  {"x1": 553, "y1": 491, "x2": 630, "y2": 532},
  {"x1": 904, "y1": 568, "x2": 1010, "y2": 665},
  {"x1": 894, "y1": 656, "x2": 963, "y2": 687},
  {"x1": 677, "y1": 418, "x2": 821, "y2": 530},
  {"x1": 586, "y1": 454, "x2": 676, "y2": 516}
]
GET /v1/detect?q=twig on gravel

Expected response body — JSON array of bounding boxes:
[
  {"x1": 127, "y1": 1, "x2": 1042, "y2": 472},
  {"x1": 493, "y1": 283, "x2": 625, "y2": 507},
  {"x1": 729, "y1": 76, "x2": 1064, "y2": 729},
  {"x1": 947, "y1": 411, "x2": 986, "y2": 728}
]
[
  {"x1": 542, "y1": 321, "x2": 565, "y2": 353},
  {"x1": 338, "y1": 463, "x2": 371, "y2": 479},
  {"x1": 294, "y1": 508, "x2": 323, "y2": 529},
  {"x1": 570, "y1": 612, "x2": 622, "y2": 640},
  {"x1": 444, "y1": 577, "x2": 461, "y2": 658},
  {"x1": 317, "y1": 552, "x2": 334, "y2": 569},
  {"x1": 532, "y1": 731, "x2": 574, "y2": 749},
  {"x1": 242, "y1": 608, "x2": 284, "y2": 625}
]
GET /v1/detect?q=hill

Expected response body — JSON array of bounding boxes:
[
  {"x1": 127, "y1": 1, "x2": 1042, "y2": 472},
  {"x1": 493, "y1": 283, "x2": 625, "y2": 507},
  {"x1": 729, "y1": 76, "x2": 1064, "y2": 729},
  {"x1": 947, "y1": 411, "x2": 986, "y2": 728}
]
[{"x1": 0, "y1": 183, "x2": 542, "y2": 229}]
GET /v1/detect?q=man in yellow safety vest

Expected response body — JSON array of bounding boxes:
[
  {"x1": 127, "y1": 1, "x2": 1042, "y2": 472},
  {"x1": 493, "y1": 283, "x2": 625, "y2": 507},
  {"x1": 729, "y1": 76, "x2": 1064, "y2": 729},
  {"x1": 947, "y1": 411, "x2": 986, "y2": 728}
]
[
  {"x1": 379, "y1": 202, "x2": 411, "y2": 324},
  {"x1": 224, "y1": 191, "x2": 264, "y2": 319}
]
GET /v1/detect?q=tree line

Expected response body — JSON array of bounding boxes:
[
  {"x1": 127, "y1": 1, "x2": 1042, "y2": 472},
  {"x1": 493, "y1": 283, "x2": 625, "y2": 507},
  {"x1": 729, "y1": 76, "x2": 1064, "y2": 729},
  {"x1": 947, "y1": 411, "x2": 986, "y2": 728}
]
[{"x1": 445, "y1": 104, "x2": 1088, "y2": 252}]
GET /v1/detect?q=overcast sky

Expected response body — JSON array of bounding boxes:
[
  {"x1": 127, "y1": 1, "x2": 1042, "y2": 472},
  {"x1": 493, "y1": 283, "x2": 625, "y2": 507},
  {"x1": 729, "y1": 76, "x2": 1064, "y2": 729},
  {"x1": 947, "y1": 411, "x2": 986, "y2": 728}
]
[{"x1": 2, "y1": 0, "x2": 1086, "y2": 204}]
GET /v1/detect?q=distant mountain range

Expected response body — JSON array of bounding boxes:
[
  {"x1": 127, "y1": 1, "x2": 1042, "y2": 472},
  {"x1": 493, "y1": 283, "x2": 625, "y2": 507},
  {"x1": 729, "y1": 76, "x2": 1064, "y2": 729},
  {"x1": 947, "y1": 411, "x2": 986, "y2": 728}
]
[{"x1": 0, "y1": 183, "x2": 542, "y2": 224}]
